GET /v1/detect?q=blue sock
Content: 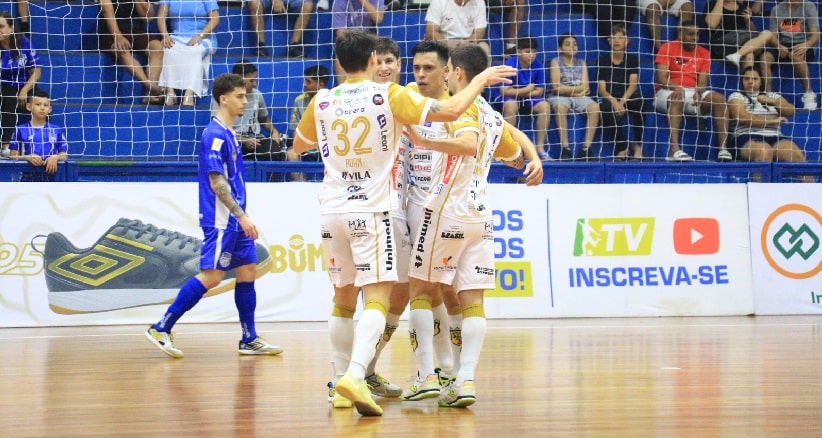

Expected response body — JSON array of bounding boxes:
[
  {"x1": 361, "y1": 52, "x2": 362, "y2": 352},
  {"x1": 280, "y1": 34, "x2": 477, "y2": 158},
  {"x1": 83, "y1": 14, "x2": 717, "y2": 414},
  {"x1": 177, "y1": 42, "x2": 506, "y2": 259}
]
[
  {"x1": 154, "y1": 277, "x2": 207, "y2": 332},
  {"x1": 235, "y1": 282, "x2": 257, "y2": 343}
]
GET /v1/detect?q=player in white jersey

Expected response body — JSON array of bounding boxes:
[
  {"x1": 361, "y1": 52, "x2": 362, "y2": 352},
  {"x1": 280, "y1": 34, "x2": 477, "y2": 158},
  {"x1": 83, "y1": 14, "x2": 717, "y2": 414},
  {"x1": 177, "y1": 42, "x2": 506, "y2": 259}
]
[
  {"x1": 293, "y1": 30, "x2": 516, "y2": 416},
  {"x1": 402, "y1": 43, "x2": 544, "y2": 407}
]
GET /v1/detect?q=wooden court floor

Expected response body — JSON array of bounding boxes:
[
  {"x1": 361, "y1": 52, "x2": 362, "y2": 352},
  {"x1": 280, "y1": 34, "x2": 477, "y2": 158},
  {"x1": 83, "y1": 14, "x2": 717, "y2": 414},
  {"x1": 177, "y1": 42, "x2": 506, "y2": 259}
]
[{"x1": 2, "y1": 316, "x2": 822, "y2": 437}]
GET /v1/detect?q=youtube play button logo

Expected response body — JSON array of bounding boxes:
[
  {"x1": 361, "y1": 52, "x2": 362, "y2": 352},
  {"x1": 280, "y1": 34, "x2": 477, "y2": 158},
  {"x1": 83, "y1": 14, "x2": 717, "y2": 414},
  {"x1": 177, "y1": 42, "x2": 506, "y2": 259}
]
[{"x1": 673, "y1": 218, "x2": 719, "y2": 255}]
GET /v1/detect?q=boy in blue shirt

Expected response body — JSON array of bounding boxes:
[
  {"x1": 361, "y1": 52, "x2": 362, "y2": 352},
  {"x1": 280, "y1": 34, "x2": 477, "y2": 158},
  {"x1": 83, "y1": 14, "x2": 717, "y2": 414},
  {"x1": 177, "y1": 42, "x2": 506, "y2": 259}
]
[
  {"x1": 9, "y1": 89, "x2": 67, "y2": 176},
  {"x1": 500, "y1": 37, "x2": 550, "y2": 160}
]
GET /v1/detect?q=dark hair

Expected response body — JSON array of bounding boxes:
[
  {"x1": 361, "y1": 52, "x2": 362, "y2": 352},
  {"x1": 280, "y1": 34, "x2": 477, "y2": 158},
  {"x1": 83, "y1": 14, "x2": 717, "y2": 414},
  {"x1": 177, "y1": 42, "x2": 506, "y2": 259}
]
[
  {"x1": 336, "y1": 30, "x2": 377, "y2": 73},
  {"x1": 680, "y1": 19, "x2": 697, "y2": 29},
  {"x1": 411, "y1": 40, "x2": 450, "y2": 66},
  {"x1": 450, "y1": 44, "x2": 488, "y2": 82},
  {"x1": 517, "y1": 37, "x2": 538, "y2": 50},
  {"x1": 558, "y1": 32, "x2": 577, "y2": 47},
  {"x1": 231, "y1": 61, "x2": 258, "y2": 77},
  {"x1": 212, "y1": 73, "x2": 246, "y2": 103},
  {"x1": 304, "y1": 64, "x2": 330, "y2": 87},
  {"x1": 610, "y1": 22, "x2": 627, "y2": 37},
  {"x1": 739, "y1": 66, "x2": 764, "y2": 92},
  {"x1": 375, "y1": 36, "x2": 400, "y2": 59},
  {"x1": 0, "y1": 12, "x2": 22, "y2": 58},
  {"x1": 28, "y1": 88, "x2": 49, "y2": 102}
]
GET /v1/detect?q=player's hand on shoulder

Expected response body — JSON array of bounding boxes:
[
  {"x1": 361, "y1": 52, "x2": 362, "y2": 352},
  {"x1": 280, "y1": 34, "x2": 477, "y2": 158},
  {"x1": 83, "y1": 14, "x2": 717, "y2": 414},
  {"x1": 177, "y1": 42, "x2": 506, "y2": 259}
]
[{"x1": 477, "y1": 65, "x2": 517, "y2": 87}]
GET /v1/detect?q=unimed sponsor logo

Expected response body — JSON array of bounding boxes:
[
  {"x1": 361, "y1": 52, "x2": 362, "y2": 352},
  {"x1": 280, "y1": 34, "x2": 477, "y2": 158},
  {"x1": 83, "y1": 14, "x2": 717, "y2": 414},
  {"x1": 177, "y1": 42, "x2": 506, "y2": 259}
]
[
  {"x1": 761, "y1": 203, "x2": 822, "y2": 279},
  {"x1": 573, "y1": 217, "x2": 655, "y2": 256}
]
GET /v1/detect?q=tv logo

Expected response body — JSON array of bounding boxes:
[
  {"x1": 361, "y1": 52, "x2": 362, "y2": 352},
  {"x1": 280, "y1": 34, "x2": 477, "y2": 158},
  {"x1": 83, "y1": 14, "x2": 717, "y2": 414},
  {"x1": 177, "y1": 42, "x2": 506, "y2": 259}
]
[
  {"x1": 573, "y1": 217, "x2": 655, "y2": 256},
  {"x1": 673, "y1": 218, "x2": 719, "y2": 255}
]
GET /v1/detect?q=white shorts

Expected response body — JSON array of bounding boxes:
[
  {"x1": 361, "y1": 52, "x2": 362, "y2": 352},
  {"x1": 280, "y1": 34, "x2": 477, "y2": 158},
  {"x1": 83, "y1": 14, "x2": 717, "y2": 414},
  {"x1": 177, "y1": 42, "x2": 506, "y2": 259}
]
[
  {"x1": 391, "y1": 209, "x2": 411, "y2": 283},
  {"x1": 320, "y1": 211, "x2": 399, "y2": 288},
  {"x1": 653, "y1": 88, "x2": 713, "y2": 116},
  {"x1": 638, "y1": 0, "x2": 691, "y2": 16},
  {"x1": 407, "y1": 201, "x2": 426, "y2": 244},
  {"x1": 409, "y1": 211, "x2": 496, "y2": 292}
]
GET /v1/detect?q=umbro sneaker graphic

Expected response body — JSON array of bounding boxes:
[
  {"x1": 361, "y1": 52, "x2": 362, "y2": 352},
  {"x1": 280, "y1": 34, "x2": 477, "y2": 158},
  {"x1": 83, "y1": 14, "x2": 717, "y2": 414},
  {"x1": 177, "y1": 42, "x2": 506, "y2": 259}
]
[{"x1": 40, "y1": 218, "x2": 273, "y2": 314}]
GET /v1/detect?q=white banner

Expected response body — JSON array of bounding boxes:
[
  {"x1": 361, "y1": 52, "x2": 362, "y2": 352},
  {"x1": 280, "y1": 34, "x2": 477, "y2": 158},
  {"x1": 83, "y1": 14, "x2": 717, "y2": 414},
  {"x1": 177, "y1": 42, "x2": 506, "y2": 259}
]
[
  {"x1": 748, "y1": 184, "x2": 822, "y2": 315},
  {"x1": 545, "y1": 184, "x2": 754, "y2": 317}
]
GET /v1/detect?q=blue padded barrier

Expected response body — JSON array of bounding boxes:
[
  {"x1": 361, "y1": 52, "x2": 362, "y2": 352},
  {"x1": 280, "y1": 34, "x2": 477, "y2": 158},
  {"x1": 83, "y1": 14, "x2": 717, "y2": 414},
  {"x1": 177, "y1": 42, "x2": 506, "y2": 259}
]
[
  {"x1": 0, "y1": 161, "x2": 70, "y2": 181},
  {"x1": 604, "y1": 162, "x2": 771, "y2": 184}
]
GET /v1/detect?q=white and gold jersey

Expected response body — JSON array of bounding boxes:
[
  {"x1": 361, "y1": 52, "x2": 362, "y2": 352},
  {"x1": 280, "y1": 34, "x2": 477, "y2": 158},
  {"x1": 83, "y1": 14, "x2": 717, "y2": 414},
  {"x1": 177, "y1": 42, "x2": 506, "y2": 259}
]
[
  {"x1": 405, "y1": 83, "x2": 449, "y2": 208},
  {"x1": 296, "y1": 79, "x2": 433, "y2": 213},
  {"x1": 425, "y1": 96, "x2": 521, "y2": 223}
]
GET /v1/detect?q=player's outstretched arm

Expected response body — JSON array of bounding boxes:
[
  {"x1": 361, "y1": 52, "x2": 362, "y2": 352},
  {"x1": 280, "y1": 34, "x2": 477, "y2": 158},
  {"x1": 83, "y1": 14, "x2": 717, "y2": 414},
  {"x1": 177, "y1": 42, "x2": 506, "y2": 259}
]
[{"x1": 427, "y1": 65, "x2": 516, "y2": 122}]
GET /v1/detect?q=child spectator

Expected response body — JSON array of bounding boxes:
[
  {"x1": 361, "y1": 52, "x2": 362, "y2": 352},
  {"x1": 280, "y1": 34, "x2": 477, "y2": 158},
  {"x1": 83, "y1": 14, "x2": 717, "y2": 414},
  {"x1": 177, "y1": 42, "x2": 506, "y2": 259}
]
[
  {"x1": 654, "y1": 20, "x2": 732, "y2": 161},
  {"x1": 289, "y1": 64, "x2": 330, "y2": 161},
  {"x1": 500, "y1": 37, "x2": 550, "y2": 160},
  {"x1": 245, "y1": 0, "x2": 313, "y2": 58},
  {"x1": 548, "y1": 33, "x2": 600, "y2": 161},
  {"x1": 761, "y1": 0, "x2": 819, "y2": 110},
  {"x1": 0, "y1": 11, "x2": 42, "y2": 152},
  {"x1": 598, "y1": 23, "x2": 645, "y2": 161},
  {"x1": 211, "y1": 61, "x2": 283, "y2": 161},
  {"x1": 9, "y1": 89, "x2": 68, "y2": 178},
  {"x1": 98, "y1": 0, "x2": 165, "y2": 104}
]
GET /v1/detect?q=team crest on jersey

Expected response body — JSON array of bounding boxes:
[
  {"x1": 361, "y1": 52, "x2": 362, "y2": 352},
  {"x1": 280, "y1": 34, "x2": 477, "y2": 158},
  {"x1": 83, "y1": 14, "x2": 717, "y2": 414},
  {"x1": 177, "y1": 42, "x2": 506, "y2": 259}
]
[
  {"x1": 219, "y1": 252, "x2": 233, "y2": 268},
  {"x1": 372, "y1": 94, "x2": 384, "y2": 105},
  {"x1": 211, "y1": 138, "x2": 224, "y2": 152}
]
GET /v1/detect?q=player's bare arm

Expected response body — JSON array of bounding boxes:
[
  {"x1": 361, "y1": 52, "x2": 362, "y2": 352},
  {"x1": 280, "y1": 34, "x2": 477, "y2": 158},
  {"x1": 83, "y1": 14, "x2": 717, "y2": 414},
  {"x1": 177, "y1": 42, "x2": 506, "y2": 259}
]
[
  {"x1": 428, "y1": 65, "x2": 515, "y2": 122},
  {"x1": 209, "y1": 172, "x2": 259, "y2": 239},
  {"x1": 292, "y1": 134, "x2": 317, "y2": 154},
  {"x1": 404, "y1": 125, "x2": 477, "y2": 155},
  {"x1": 503, "y1": 121, "x2": 543, "y2": 186}
]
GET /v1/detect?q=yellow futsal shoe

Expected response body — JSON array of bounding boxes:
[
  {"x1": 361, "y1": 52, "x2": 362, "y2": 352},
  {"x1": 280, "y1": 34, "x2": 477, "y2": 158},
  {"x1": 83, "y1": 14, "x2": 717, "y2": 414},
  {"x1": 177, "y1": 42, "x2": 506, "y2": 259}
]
[
  {"x1": 327, "y1": 381, "x2": 353, "y2": 408},
  {"x1": 335, "y1": 373, "x2": 383, "y2": 416}
]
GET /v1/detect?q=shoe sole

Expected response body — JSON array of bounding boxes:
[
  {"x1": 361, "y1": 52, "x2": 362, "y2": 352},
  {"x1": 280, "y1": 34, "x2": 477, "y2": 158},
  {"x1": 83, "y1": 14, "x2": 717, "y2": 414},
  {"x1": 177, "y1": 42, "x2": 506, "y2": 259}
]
[
  {"x1": 439, "y1": 396, "x2": 476, "y2": 408},
  {"x1": 238, "y1": 346, "x2": 284, "y2": 356},
  {"x1": 144, "y1": 331, "x2": 184, "y2": 358},
  {"x1": 335, "y1": 380, "x2": 383, "y2": 416},
  {"x1": 331, "y1": 396, "x2": 353, "y2": 408},
  {"x1": 402, "y1": 389, "x2": 440, "y2": 401},
  {"x1": 48, "y1": 255, "x2": 274, "y2": 314}
]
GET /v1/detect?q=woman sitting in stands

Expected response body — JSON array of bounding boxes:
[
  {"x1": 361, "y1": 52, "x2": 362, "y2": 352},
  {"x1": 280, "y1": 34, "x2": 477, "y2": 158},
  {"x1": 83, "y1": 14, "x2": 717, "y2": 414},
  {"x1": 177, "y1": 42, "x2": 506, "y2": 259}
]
[
  {"x1": 156, "y1": 0, "x2": 219, "y2": 106},
  {"x1": 728, "y1": 66, "x2": 810, "y2": 177},
  {"x1": 0, "y1": 11, "x2": 42, "y2": 152}
]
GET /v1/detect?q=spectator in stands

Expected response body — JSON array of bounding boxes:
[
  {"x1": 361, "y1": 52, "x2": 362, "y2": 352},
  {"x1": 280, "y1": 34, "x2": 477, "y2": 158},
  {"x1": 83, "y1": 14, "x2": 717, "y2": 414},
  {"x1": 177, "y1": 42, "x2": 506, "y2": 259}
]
[
  {"x1": 703, "y1": 0, "x2": 777, "y2": 71},
  {"x1": 98, "y1": 0, "x2": 165, "y2": 105},
  {"x1": 761, "y1": 0, "x2": 819, "y2": 110},
  {"x1": 246, "y1": 0, "x2": 313, "y2": 58},
  {"x1": 14, "y1": 0, "x2": 29, "y2": 35},
  {"x1": 500, "y1": 37, "x2": 550, "y2": 160},
  {"x1": 9, "y1": 89, "x2": 67, "y2": 177},
  {"x1": 211, "y1": 61, "x2": 283, "y2": 161},
  {"x1": 0, "y1": 11, "x2": 41, "y2": 152},
  {"x1": 728, "y1": 66, "x2": 808, "y2": 162},
  {"x1": 655, "y1": 20, "x2": 732, "y2": 161},
  {"x1": 288, "y1": 64, "x2": 328, "y2": 175},
  {"x1": 487, "y1": 0, "x2": 524, "y2": 57},
  {"x1": 548, "y1": 33, "x2": 600, "y2": 161},
  {"x1": 331, "y1": 0, "x2": 385, "y2": 79},
  {"x1": 638, "y1": 0, "x2": 695, "y2": 51},
  {"x1": 424, "y1": 0, "x2": 490, "y2": 57},
  {"x1": 579, "y1": 1, "x2": 637, "y2": 39},
  {"x1": 156, "y1": 0, "x2": 219, "y2": 107},
  {"x1": 597, "y1": 23, "x2": 645, "y2": 161}
]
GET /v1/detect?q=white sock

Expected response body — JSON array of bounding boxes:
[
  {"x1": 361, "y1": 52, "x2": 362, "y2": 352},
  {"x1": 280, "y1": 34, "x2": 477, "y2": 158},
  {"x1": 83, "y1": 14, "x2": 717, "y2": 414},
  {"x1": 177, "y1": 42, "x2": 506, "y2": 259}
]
[
  {"x1": 328, "y1": 315, "x2": 354, "y2": 382},
  {"x1": 366, "y1": 311, "x2": 401, "y2": 376},
  {"x1": 432, "y1": 303, "x2": 453, "y2": 371},
  {"x1": 457, "y1": 316, "x2": 486, "y2": 384},
  {"x1": 348, "y1": 309, "x2": 386, "y2": 381},
  {"x1": 409, "y1": 307, "x2": 435, "y2": 377},
  {"x1": 449, "y1": 312, "x2": 463, "y2": 374}
]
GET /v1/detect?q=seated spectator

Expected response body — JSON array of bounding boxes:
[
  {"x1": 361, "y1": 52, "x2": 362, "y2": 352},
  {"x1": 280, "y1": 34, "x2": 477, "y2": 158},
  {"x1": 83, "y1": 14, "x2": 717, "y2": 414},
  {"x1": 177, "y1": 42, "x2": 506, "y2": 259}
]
[
  {"x1": 15, "y1": 0, "x2": 29, "y2": 35},
  {"x1": 703, "y1": 0, "x2": 777, "y2": 70},
  {"x1": 0, "y1": 12, "x2": 41, "y2": 152},
  {"x1": 156, "y1": 0, "x2": 219, "y2": 107},
  {"x1": 638, "y1": 0, "x2": 695, "y2": 51},
  {"x1": 597, "y1": 23, "x2": 645, "y2": 161},
  {"x1": 211, "y1": 61, "x2": 284, "y2": 161},
  {"x1": 500, "y1": 37, "x2": 550, "y2": 160},
  {"x1": 424, "y1": 0, "x2": 490, "y2": 57},
  {"x1": 289, "y1": 64, "x2": 329, "y2": 164},
  {"x1": 98, "y1": 0, "x2": 165, "y2": 104},
  {"x1": 487, "y1": 0, "x2": 524, "y2": 57},
  {"x1": 654, "y1": 20, "x2": 731, "y2": 161},
  {"x1": 246, "y1": 0, "x2": 313, "y2": 58},
  {"x1": 728, "y1": 66, "x2": 808, "y2": 167},
  {"x1": 761, "y1": 0, "x2": 819, "y2": 110},
  {"x1": 579, "y1": 0, "x2": 637, "y2": 38},
  {"x1": 548, "y1": 33, "x2": 600, "y2": 161},
  {"x1": 331, "y1": 0, "x2": 385, "y2": 79},
  {"x1": 9, "y1": 89, "x2": 68, "y2": 178}
]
